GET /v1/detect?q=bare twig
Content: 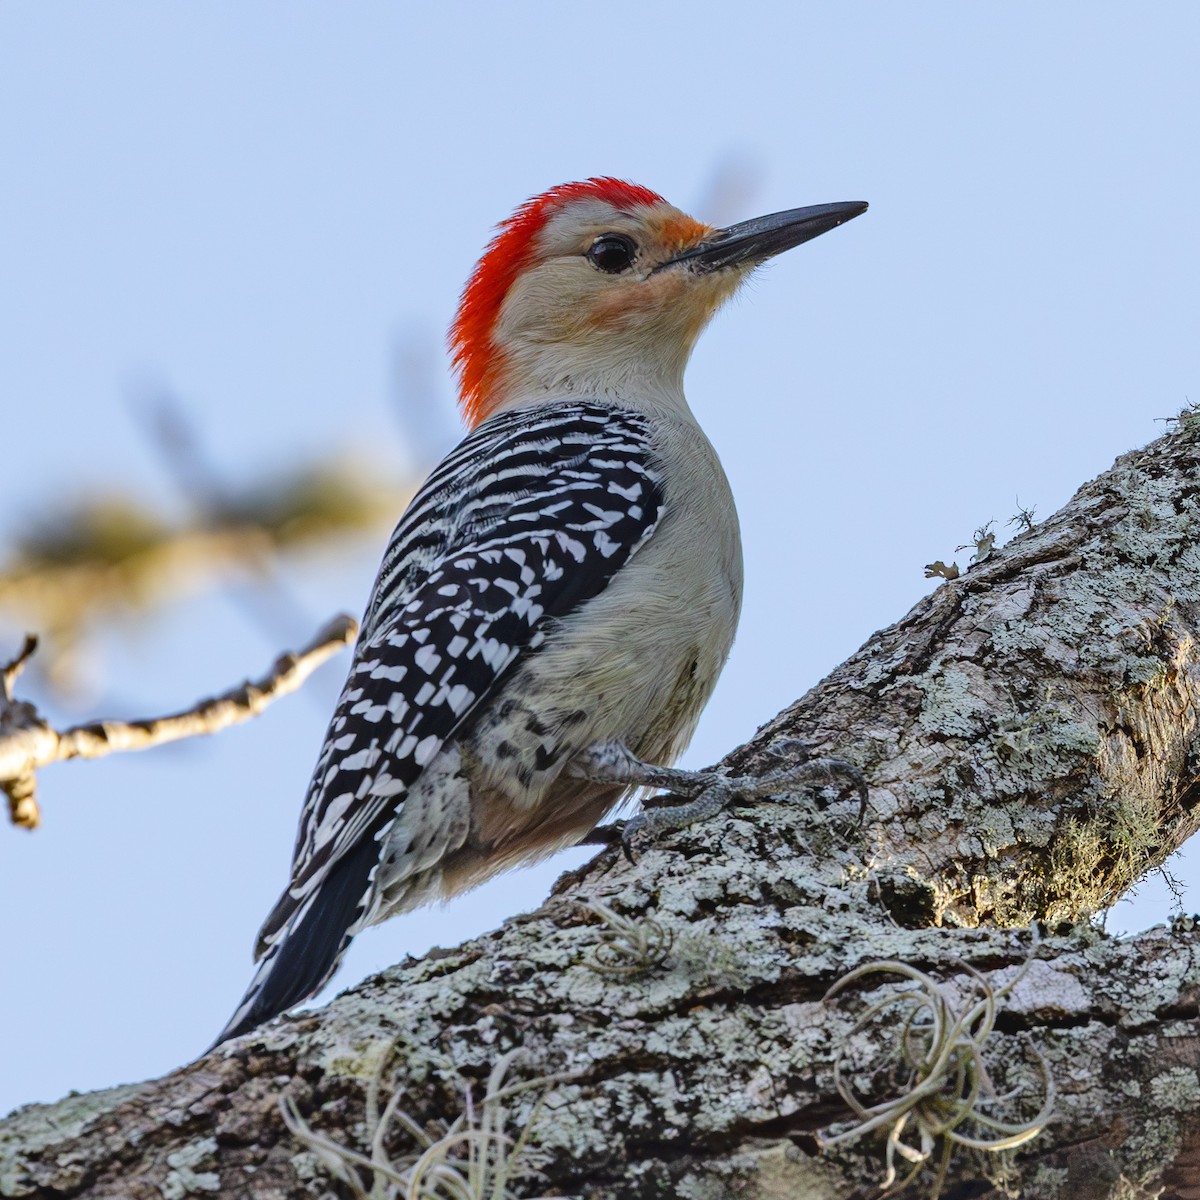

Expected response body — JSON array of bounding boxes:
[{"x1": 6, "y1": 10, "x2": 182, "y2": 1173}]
[
  {"x1": 1008, "y1": 498, "x2": 1037, "y2": 534},
  {"x1": 130, "y1": 385, "x2": 322, "y2": 647},
  {"x1": 1, "y1": 614, "x2": 357, "y2": 830},
  {"x1": 1, "y1": 634, "x2": 37, "y2": 701}
]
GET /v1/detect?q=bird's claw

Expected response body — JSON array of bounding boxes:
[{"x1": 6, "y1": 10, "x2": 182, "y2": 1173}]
[
  {"x1": 760, "y1": 741, "x2": 868, "y2": 816},
  {"x1": 578, "y1": 820, "x2": 626, "y2": 848},
  {"x1": 763, "y1": 736, "x2": 813, "y2": 765},
  {"x1": 619, "y1": 776, "x2": 735, "y2": 860},
  {"x1": 620, "y1": 754, "x2": 869, "y2": 859},
  {"x1": 620, "y1": 813, "x2": 648, "y2": 862},
  {"x1": 785, "y1": 756, "x2": 868, "y2": 822}
]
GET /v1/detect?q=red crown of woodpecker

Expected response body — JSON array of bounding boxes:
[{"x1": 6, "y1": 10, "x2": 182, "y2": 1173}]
[{"x1": 449, "y1": 179, "x2": 666, "y2": 427}]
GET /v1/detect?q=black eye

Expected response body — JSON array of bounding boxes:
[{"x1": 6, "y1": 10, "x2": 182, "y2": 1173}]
[{"x1": 586, "y1": 234, "x2": 637, "y2": 274}]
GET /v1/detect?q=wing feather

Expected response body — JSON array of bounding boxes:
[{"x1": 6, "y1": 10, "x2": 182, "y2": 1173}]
[{"x1": 253, "y1": 403, "x2": 663, "y2": 958}]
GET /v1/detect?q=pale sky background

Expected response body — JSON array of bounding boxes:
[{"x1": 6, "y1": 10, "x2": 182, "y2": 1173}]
[{"x1": 1, "y1": 4, "x2": 1197, "y2": 1117}]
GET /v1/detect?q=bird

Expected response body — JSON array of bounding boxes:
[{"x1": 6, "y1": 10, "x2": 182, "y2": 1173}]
[{"x1": 212, "y1": 178, "x2": 867, "y2": 1048}]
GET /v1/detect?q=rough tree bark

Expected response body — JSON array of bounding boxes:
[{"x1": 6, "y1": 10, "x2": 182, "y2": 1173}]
[{"x1": 5, "y1": 422, "x2": 1200, "y2": 1199}]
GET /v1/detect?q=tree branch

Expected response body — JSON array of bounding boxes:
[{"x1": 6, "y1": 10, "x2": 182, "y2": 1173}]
[
  {"x1": 4, "y1": 423, "x2": 1200, "y2": 1197},
  {"x1": 0, "y1": 614, "x2": 357, "y2": 830}
]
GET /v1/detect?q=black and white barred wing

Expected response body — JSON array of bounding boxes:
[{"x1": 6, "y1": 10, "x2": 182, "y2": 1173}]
[{"x1": 213, "y1": 405, "x2": 662, "y2": 1045}]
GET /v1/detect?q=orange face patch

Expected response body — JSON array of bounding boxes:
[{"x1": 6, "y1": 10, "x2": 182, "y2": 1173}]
[
  {"x1": 588, "y1": 268, "x2": 692, "y2": 329},
  {"x1": 648, "y1": 212, "x2": 713, "y2": 259}
]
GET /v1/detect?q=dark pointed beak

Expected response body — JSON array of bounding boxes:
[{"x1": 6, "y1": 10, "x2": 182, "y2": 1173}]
[{"x1": 666, "y1": 200, "x2": 868, "y2": 273}]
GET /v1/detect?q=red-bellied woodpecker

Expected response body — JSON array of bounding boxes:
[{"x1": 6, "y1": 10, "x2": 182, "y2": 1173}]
[{"x1": 213, "y1": 179, "x2": 867, "y2": 1047}]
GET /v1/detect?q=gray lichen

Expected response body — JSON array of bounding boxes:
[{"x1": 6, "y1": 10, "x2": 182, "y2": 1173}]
[{"x1": 161, "y1": 1137, "x2": 220, "y2": 1197}]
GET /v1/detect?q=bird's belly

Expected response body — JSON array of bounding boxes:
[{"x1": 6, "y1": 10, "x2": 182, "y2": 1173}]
[
  {"x1": 464, "y1": 531, "x2": 741, "y2": 809},
  {"x1": 369, "y1": 560, "x2": 739, "y2": 921},
  {"x1": 372, "y1": 493, "x2": 741, "y2": 919}
]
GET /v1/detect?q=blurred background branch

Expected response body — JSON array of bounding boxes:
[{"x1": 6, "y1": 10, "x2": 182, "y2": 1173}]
[{"x1": 0, "y1": 385, "x2": 425, "y2": 696}]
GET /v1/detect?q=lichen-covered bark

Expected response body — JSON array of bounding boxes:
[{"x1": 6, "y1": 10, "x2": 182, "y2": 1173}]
[
  {"x1": 5, "y1": 425, "x2": 1200, "y2": 1199},
  {"x1": 743, "y1": 417, "x2": 1200, "y2": 927}
]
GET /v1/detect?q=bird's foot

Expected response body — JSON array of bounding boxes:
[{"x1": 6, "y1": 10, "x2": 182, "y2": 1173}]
[
  {"x1": 758, "y1": 738, "x2": 870, "y2": 822},
  {"x1": 570, "y1": 740, "x2": 867, "y2": 861}
]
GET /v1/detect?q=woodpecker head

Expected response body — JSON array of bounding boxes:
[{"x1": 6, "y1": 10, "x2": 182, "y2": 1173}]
[{"x1": 450, "y1": 178, "x2": 867, "y2": 426}]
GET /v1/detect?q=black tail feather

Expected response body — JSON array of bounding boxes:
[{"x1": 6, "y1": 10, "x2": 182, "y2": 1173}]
[{"x1": 207, "y1": 835, "x2": 381, "y2": 1051}]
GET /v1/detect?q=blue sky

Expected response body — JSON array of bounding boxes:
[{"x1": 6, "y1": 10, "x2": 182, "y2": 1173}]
[{"x1": 1, "y1": 3, "x2": 1196, "y2": 1115}]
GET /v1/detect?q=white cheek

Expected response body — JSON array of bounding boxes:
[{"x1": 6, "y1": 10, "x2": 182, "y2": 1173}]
[
  {"x1": 497, "y1": 262, "x2": 597, "y2": 344},
  {"x1": 492, "y1": 258, "x2": 747, "y2": 401}
]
